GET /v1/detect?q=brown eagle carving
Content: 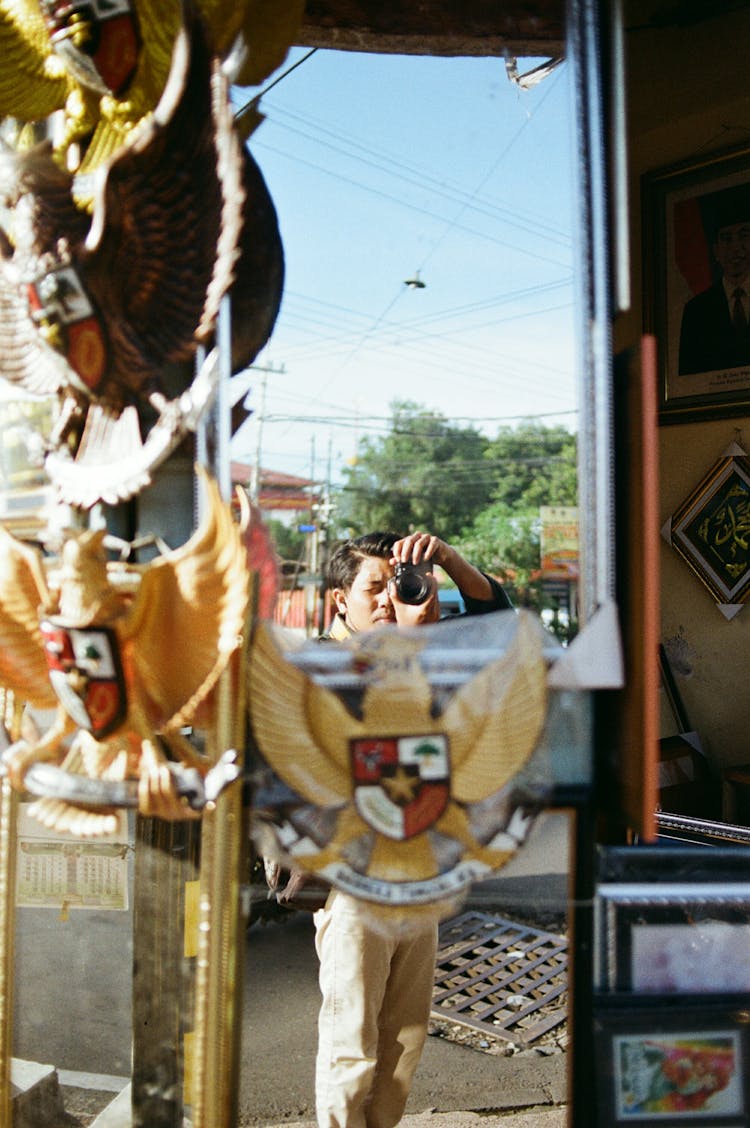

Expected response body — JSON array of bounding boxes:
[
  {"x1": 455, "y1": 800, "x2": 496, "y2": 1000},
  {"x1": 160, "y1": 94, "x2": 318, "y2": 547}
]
[{"x1": 0, "y1": 12, "x2": 283, "y2": 506}]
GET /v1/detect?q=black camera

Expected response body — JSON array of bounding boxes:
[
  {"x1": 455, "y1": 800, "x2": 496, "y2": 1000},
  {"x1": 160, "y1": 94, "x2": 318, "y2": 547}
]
[{"x1": 392, "y1": 560, "x2": 433, "y2": 605}]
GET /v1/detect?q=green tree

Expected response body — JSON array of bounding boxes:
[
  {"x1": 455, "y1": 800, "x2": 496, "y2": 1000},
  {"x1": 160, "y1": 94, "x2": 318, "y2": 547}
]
[
  {"x1": 336, "y1": 400, "x2": 494, "y2": 540},
  {"x1": 455, "y1": 422, "x2": 578, "y2": 617},
  {"x1": 453, "y1": 503, "x2": 539, "y2": 582},
  {"x1": 266, "y1": 518, "x2": 306, "y2": 569},
  {"x1": 484, "y1": 422, "x2": 577, "y2": 509}
]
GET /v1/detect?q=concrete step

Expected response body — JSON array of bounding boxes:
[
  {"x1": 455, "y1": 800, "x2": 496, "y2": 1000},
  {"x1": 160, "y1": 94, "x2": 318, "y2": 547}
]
[
  {"x1": 10, "y1": 1058, "x2": 66, "y2": 1128},
  {"x1": 90, "y1": 1082, "x2": 131, "y2": 1127}
]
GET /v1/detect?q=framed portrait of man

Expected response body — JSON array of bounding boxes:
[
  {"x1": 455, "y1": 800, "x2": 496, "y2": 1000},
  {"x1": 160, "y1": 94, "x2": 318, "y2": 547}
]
[{"x1": 643, "y1": 144, "x2": 750, "y2": 422}]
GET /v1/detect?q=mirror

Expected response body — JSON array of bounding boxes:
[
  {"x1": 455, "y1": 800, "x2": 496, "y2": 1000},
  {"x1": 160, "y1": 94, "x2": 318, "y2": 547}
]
[
  {"x1": 232, "y1": 44, "x2": 582, "y2": 643},
  {"x1": 233, "y1": 39, "x2": 591, "y2": 1127}
]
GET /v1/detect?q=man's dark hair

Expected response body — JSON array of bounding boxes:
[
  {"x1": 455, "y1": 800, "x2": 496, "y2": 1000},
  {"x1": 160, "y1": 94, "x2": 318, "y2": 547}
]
[
  {"x1": 710, "y1": 185, "x2": 750, "y2": 241},
  {"x1": 326, "y1": 531, "x2": 400, "y2": 592}
]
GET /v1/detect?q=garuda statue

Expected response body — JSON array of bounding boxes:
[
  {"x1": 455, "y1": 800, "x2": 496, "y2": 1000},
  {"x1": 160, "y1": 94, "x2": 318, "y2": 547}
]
[{"x1": 0, "y1": 469, "x2": 250, "y2": 835}]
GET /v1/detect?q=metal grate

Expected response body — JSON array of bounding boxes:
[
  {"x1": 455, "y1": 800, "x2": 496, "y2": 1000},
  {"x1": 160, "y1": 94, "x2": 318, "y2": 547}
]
[{"x1": 431, "y1": 910, "x2": 568, "y2": 1046}]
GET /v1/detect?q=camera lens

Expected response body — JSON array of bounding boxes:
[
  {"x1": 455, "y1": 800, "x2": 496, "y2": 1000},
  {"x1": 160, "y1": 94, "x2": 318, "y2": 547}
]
[{"x1": 394, "y1": 563, "x2": 431, "y2": 605}]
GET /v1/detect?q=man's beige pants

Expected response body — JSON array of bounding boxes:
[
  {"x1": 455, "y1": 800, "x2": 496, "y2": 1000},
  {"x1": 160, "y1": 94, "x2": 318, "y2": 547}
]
[{"x1": 314, "y1": 890, "x2": 439, "y2": 1128}]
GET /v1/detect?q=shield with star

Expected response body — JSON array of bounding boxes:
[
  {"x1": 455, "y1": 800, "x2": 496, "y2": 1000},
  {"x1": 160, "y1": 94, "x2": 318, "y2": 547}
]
[{"x1": 351, "y1": 734, "x2": 449, "y2": 840}]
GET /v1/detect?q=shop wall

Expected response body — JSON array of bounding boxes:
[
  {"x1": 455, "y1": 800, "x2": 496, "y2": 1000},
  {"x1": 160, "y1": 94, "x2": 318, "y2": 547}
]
[{"x1": 620, "y1": 3, "x2": 750, "y2": 774}]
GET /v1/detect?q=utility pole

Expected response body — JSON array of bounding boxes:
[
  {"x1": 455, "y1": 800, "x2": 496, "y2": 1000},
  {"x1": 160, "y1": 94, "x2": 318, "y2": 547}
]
[
  {"x1": 248, "y1": 361, "x2": 285, "y2": 502},
  {"x1": 314, "y1": 436, "x2": 335, "y2": 633}
]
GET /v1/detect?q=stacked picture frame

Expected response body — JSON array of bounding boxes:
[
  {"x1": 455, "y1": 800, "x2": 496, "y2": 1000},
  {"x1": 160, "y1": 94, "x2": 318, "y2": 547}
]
[{"x1": 594, "y1": 846, "x2": 750, "y2": 1125}]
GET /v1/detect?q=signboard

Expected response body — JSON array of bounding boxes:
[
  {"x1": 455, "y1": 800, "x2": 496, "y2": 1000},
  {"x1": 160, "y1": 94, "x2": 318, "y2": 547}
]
[{"x1": 540, "y1": 505, "x2": 579, "y2": 577}]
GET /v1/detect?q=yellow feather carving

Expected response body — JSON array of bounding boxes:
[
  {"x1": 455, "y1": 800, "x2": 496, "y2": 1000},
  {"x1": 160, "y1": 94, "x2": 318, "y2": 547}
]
[
  {"x1": 446, "y1": 610, "x2": 547, "y2": 802},
  {"x1": 122, "y1": 467, "x2": 249, "y2": 731},
  {"x1": 0, "y1": 0, "x2": 72, "y2": 123},
  {"x1": 248, "y1": 611, "x2": 547, "y2": 900},
  {"x1": 0, "y1": 523, "x2": 57, "y2": 708},
  {"x1": 248, "y1": 622, "x2": 352, "y2": 806}
]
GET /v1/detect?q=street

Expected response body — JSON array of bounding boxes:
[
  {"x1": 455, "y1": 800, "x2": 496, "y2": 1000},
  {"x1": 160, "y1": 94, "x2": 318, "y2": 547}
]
[{"x1": 239, "y1": 810, "x2": 571, "y2": 1125}]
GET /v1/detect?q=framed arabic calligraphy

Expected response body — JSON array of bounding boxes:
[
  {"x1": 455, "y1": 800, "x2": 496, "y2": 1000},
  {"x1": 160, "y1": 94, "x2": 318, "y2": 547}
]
[{"x1": 664, "y1": 443, "x2": 750, "y2": 618}]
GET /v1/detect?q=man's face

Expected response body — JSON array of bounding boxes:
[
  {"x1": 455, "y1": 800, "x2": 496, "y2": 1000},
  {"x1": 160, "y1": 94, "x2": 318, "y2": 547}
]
[
  {"x1": 713, "y1": 221, "x2": 750, "y2": 285},
  {"x1": 333, "y1": 555, "x2": 396, "y2": 632}
]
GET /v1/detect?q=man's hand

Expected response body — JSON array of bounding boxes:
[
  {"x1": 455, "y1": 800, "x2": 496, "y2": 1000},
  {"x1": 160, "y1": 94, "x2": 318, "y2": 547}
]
[
  {"x1": 390, "y1": 532, "x2": 447, "y2": 568},
  {"x1": 389, "y1": 532, "x2": 442, "y2": 625},
  {"x1": 390, "y1": 578, "x2": 440, "y2": 626},
  {"x1": 391, "y1": 530, "x2": 495, "y2": 605}
]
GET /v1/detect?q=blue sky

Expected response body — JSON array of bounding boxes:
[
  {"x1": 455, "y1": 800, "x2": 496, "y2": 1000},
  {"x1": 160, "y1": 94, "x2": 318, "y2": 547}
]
[{"x1": 232, "y1": 48, "x2": 578, "y2": 483}]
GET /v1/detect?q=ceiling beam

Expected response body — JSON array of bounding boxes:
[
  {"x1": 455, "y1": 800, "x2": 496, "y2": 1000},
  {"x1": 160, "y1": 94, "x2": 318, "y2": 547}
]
[{"x1": 299, "y1": 1, "x2": 566, "y2": 57}]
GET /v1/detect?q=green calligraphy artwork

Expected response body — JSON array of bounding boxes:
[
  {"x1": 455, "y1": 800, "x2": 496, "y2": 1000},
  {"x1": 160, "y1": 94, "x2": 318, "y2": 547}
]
[{"x1": 687, "y1": 473, "x2": 750, "y2": 583}]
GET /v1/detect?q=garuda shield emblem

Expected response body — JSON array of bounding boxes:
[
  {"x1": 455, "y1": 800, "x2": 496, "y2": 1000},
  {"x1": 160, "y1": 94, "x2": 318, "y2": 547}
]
[
  {"x1": 40, "y1": 621, "x2": 126, "y2": 739},
  {"x1": 39, "y1": 0, "x2": 140, "y2": 96},
  {"x1": 351, "y1": 734, "x2": 449, "y2": 840},
  {"x1": 26, "y1": 266, "x2": 107, "y2": 392},
  {"x1": 248, "y1": 611, "x2": 549, "y2": 921}
]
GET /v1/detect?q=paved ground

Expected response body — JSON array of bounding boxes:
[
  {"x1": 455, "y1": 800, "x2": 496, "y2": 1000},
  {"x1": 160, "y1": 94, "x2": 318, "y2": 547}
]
[
  {"x1": 261, "y1": 1112, "x2": 567, "y2": 1128},
  {"x1": 239, "y1": 914, "x2": 567, "y2": 1127},
  {"x1": 239, "y1": 812, "x2": 571, "y2": 1127}
]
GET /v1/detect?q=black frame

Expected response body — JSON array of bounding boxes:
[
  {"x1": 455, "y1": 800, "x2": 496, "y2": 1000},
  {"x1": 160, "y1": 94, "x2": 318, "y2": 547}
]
[
  {"x1": 643, "y1": 143, "x2": 750, "y2": 423},
  {"x1": 597, "y1": 845, "x2": 750, "y2": 993},
  {"x1": 594, "y1": 996, "x2": 750, "y2": 1125},
  {"x1": 667, "y1": 447, "x2": 750, "y2": 609},
  {"x1": 597, "y1": 881, "x2": 750, "y2": 993}
]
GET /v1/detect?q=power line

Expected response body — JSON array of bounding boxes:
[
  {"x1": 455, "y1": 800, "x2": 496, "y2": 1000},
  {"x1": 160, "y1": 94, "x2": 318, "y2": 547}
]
[
  {"x1": 412, "y1": 65, "x2": 567, "y2": 283},
  {"x1": 277, "y1": 277, "x2": 572, "y2": 345},
  {"x1": 233, "y1": 48, "x2": 318, "y2": 119},
  {"x1": 253, "y1": 140, "x2": 571, "y2": 272},
  {"x1": 260, "y1": 409, "x2": 579, "y2": 430},
  {"x1": 260, "y1": 103, "x2": 572, "y2": 249},
  {"x1": 234, "y1": 53, "x2": 577, "y2": 472}
]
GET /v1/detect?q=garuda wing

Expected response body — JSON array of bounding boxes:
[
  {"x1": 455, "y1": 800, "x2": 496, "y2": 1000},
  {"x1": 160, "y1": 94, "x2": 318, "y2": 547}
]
[
  {"x1": 81, "y1": 12, "x2": 244, "y2": 394},
  {"x1": 120, "y1": 469, "x2": 249, "y2": 731},
  {"x1": 0, "y1": 253, "x2": 73, "y2": 397},
  {"x1": 443, "y1": 610, "x2": 547, "y2": 803},
  {"x1": 0, "y1": 0, "x2": 72, "y2": 122},
  {"x1": 248, "y1": 622, "x2": 355, "y2": 808},
  {"x1": 198, "y1": 0, "x2": 306, "y2": 88},
  {"x1": 222, "y1": 147, "x2": 284, "y2": 374},
  {"x1": 0, "y1": 524, "x2": 58, "y2": 709}
]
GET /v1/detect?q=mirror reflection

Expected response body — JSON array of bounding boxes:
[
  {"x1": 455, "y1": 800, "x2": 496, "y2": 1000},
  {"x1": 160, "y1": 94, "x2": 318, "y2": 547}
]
[
  {"x1": 231, "y1": 46, "x2": 580, "y2": 644},
  {"x1": 236, "y1": 45, "x2": 579, "y2": 1128},
  {"x1": 243, "y1": 811, "x2": 571, "y2": 1125}
]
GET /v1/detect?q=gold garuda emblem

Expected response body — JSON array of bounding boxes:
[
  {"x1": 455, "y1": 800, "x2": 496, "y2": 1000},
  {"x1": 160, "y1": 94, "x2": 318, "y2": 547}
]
[
  {"x1": 248, "y1": 611, "x2": 548, "y2": 913},
  {"x1": 0, "y1": 0, "x2": 305, "y2": 168},
  {"x1": 0, "y1": 467, "x2": 248, "y2": 835}
]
